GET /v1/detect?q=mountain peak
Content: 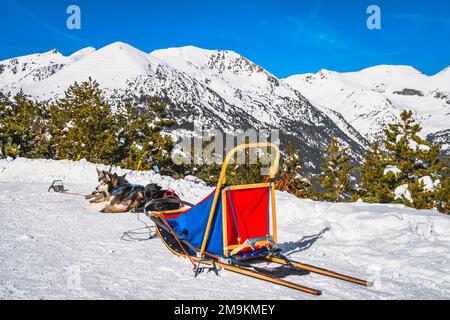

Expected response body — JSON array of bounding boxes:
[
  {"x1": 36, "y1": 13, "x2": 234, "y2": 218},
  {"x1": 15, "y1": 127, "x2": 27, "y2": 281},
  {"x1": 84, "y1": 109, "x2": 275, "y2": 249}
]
[
  {"x1": 68, "y1": 47, "x2": 96, "y2": 62},
  {"x1": 351, "y1": 65, "x2": 432, "y2": 85},
  {"x1": 150, "y1": 45, "x2": 267, "y2": 77},
  {"x1": 97, "y1": 41, "x2": 147, "y2": 55},
  {"x1": 433, "y1": 65, "x2": 450, "y2": 76},
  {"x1": 355, "y1": 64, "x2": 424, "y2": 76},
  {"x1": 150, "y1": 45, "x2": 219, "y2": 68}
]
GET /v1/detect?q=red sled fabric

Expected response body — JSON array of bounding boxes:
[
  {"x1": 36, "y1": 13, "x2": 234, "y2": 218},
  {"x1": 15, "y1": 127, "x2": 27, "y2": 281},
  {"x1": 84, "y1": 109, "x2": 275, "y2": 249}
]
[{"x1": 225, "y1": 187, "x2": 270, "y2": 247}]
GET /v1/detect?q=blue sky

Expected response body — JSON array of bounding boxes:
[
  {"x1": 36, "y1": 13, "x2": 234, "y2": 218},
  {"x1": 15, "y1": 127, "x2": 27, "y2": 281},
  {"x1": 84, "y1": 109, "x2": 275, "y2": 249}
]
[{"x1": 1, "y1": 0, "x2": 449, "y2": 77}]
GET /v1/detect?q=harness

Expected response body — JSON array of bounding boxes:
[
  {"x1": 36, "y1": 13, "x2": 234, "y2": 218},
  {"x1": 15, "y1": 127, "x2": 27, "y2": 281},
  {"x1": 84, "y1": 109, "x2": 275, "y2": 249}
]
[{"x1": 112, "y1": 183, "x2": 145, "y2": 198}]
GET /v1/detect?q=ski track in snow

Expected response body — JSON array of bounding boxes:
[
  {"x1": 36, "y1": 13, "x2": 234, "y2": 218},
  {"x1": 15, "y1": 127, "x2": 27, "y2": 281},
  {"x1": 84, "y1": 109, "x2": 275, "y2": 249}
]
[{"x1": 1, "y1": 158, "x2": 450, "y2": 300}]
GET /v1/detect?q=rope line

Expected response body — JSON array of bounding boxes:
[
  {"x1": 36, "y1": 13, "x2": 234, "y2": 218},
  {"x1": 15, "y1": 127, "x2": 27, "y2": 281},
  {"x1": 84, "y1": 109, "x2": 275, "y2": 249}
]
[{"x1": 160, "y1": 215, "x2": 197, "y2": 269}]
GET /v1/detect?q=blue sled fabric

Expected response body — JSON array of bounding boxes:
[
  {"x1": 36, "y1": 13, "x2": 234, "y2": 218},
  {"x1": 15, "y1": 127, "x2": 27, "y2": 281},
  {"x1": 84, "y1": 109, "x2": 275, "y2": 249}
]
[{"x1": 167, "y1": 192, "x2": 224, "y2": 257}]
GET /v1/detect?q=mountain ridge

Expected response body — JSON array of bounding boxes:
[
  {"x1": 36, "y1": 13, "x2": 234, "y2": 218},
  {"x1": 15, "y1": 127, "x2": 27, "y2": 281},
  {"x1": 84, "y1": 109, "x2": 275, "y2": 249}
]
[
  {"x1": 0, "y1": 42, "x2": 448, "y2": 167},
  {"x1": 284, "y1": 63, "x2": 450, "y2": 153}
]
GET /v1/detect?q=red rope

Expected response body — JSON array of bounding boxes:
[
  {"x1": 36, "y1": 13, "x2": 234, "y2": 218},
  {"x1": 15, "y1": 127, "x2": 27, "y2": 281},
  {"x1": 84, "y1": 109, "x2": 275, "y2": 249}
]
[
  {"x1": 160, "y1": 216, "x2": 197, "y2": 269},
  {"x1": 61, "y1": 192, "x2": 84, "y2": 197}
]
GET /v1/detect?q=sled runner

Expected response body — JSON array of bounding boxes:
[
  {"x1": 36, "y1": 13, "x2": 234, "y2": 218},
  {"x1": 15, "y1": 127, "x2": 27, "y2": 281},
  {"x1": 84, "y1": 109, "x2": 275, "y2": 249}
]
[{"x1": 148, "y1": 143, "x2": 372, "y2": 296}]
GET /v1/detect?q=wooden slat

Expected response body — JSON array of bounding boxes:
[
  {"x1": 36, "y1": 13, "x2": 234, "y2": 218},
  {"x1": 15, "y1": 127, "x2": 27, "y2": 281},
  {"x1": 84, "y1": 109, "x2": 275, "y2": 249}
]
[
  {"x1": 227, "y1": 183, "x2": 270, "y2": 191},
  {"x1": 265, "y1": 256, "x2": 373, "y2": 287},
  {"x1": 215, "y1": 262, "x2": 322, "y2": 296}
]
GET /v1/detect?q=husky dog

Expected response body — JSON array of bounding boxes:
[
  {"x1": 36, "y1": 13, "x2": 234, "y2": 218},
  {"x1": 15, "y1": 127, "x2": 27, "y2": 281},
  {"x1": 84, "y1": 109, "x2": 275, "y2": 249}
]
[
  {"x1": 101, "y1": 182, "x2": 184, "y2": 214},
  {"x1": 87, "y1": 169, "x2": 183, "y2": 214},
  {"x1": 100, "y1": 176, "x2": 145, "y2": 214},
  {"x1": 85, "y1": 168, "x2": 113, "y2": 203}
]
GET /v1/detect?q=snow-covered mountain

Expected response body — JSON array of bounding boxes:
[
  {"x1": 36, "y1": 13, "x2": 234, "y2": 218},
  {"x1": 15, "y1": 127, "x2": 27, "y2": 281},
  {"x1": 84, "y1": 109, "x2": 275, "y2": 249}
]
[
  {"x1": 0, "y1": 42, "x2": 369, "y2": 173},
  {"x1": 284, "y1": 66, "x2": 450, "y2": 156},
  {"x1": 1, "y1": 42, "x2": 448, "y2": 165},
  {"x1": 0, "y1": 47, "x2": 95, "y2": 91}
]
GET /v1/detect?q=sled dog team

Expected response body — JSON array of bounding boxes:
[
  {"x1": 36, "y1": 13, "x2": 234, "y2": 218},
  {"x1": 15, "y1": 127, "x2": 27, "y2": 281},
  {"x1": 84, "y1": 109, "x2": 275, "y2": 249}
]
[{"x1": 86, "y1": 167, "x2": 182, "y2": 214}]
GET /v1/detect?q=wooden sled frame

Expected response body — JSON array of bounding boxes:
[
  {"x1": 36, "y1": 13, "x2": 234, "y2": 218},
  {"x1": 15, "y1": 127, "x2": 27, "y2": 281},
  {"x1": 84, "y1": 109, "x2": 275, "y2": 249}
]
[
  {"x1": 150, "y1": 143, "x2": 372, "y2": 296},
  {"x1": 152, "y1": 142, "x2": 281, "y2": 257},
  {"x1": 205, "y1": 142, "x2": 280, "y2": 256}
]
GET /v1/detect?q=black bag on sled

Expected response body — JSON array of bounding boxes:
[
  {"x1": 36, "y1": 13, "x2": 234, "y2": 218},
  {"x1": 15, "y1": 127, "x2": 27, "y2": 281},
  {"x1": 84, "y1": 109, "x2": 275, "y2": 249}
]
[{"x1": 144, "y1": 184, "x2": 183, "y2": 212}]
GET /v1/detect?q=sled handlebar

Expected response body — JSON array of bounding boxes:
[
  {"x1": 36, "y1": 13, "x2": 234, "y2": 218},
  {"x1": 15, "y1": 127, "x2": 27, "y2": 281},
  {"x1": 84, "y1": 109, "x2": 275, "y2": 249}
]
[
  {"x1": 218, "y1": 142, "x2": 281, "y2": 185},
  {"x1": 200, "y1": 143, "x2": 281, "y2": 255}
]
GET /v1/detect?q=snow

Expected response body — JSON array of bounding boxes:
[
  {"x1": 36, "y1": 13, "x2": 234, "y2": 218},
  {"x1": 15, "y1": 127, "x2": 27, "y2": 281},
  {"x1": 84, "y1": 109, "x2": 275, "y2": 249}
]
[
  {"x1": 394, "y1": 184, "x2": 413, "y2": 203},
  {"x1": 419, "y1": 176, "x2": 439, "y2": 192},
  {"x1": 431, "y1": 66, "x2": 450, "y2": 87},
  {"x1": 417, "y1": 144, "x2": 431, "y2": 152},
  {"x1": 384, "y1": 165, "x2": 401, "y2": 176},
  {"x1": 395, "y1": 135, "x2": 432, "y2": 152},
  {"x1": 1, "y1": 158, "x2": 450, "y2": 300},
  {"x1": 24, "y1": 42, "x2": 154, "y2": 97},
  {"x1": 408, "y1": 140, "x2": 431, "y2": 152},
  {"x1": 68, "y1": 47, "x2": 96, "y2": 63},
  {"x1": 0, "y1": 49, "x2": 67, "y2": 90}
]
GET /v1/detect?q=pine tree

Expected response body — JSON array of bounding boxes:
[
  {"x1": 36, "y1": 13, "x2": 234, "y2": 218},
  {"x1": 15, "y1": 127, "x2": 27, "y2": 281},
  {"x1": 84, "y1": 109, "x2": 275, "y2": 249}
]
[
  {"x1": 48, "y1": 79, "x2": 119, "y2": 164},
  {"x1": 318, "y1": 137, "x2": 354, "y2": 202},
  {"x1": 383, "y1": 110, "x2": 446, "y2": 209},
  {"x1": 280, "y1": 140, "x2": 315, "y2": 198},
  {"x1": 0, "y1": 91, "x2": 51, "y2": 159},
  {"x1": 359, "y1": 143, "x2": 392, "y2": 203},
  {"x1": 143, "y1": 97, "x2": 176, "y2": 174},
  {"x1": 115, "y1": 97, "x2": 176, "y2": 175},
  {"x1": 434, "y1": 165, "x2": 449, "y2": 214},
  {"x1": 227, "y1": 145, "x2": 265, "y2": 186},
  {"x1": 0, "y1": 92, "x2": 10, "y2": 158}
]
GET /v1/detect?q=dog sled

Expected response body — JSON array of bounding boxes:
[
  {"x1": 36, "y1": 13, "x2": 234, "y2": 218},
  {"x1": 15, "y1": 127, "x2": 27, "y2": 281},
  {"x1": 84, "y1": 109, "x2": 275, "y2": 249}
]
[{"x1": 148, "y1": 143, "x2": 372, "y2": 296}]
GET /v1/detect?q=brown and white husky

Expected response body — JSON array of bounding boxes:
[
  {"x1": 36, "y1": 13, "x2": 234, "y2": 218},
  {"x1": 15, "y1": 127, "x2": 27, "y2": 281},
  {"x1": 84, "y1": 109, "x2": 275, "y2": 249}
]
[{"x1": 87, "y1": 168, "x2": 182, "y2": 214}]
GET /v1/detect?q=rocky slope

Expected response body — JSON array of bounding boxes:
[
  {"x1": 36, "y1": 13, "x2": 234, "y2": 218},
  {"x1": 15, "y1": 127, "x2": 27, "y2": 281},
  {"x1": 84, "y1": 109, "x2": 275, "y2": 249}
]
[{"x1": 284, "y1": 66, "x2": 450, "y2": 156}]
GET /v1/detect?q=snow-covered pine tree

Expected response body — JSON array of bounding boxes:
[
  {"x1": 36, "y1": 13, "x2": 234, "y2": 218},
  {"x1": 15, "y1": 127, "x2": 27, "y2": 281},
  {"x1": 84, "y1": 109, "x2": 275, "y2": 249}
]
[
  {"x1": 383, "y1": 110, "x2": 447, "y2": 210},
  {"x1": 115, "y1": 97, "x2": 176, "y2": 175},
  {"x1": 180, "y1": 136, "x2": 222, "y2": 185},
  {"x1": 318, "y1": 137, "x2": 354, "y2": 202},
  {"x1": 143, "y1": 97, "x2": 176, "y2": 174},
  {"x1": 0, "y1": 91, "x2": 51, "y2": 159},
  {"x1": 115, "y1": 100, "x2": 148, "y2": 168},
  {"x1": 280, "y1": 140, "x2": 315, "y2": 198},
  {"x1": 0, "y1": 92, "x2": 10, "y2": 158},
  {"x1": 48, "y1": 79, "x2": 119, "y2": 164},
  {"x1": 227, "y1": 142, "x2": 265, "y2": 186},
  {"x1": 434, "y1": 168, "x2": 449, "y2": 214},
  {"x1": 359, "y1": 143, "x2": 392, "y2": 203}
]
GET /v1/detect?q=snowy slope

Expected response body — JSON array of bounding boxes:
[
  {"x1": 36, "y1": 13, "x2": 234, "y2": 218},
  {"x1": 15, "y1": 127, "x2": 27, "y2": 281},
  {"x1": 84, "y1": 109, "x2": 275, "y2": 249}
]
[
  {"x1": 26, "y1": 43, "x2": 153, "y2": 97},
  {"x1": 0, "y1": 48, "x2": 95, "y2": 94},
  {"x1": 284, "y1": 66, "x2": 450, "y2": 152},
  {"x1": 1, "y1": 158, "x2": 449, "y2": 300}
]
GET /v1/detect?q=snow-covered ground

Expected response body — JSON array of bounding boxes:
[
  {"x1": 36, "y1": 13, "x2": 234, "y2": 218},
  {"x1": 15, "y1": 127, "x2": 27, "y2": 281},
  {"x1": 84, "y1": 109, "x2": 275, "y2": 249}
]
[{"x1": 1, "y1": 158, "x2": 449, "y2": 300}]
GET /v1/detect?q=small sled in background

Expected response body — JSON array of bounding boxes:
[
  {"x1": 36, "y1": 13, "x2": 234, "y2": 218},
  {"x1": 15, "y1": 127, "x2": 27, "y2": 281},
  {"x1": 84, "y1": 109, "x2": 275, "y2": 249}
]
[
  {"x1": 48, "y1": 180, "x2": 84, "y2": 197},
  {"x1": 148, "y1": 143, "x2": 372, "y2": 296},
  {"x1": 48, "y1": 180, "x2": 67, "y2": 193}
]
